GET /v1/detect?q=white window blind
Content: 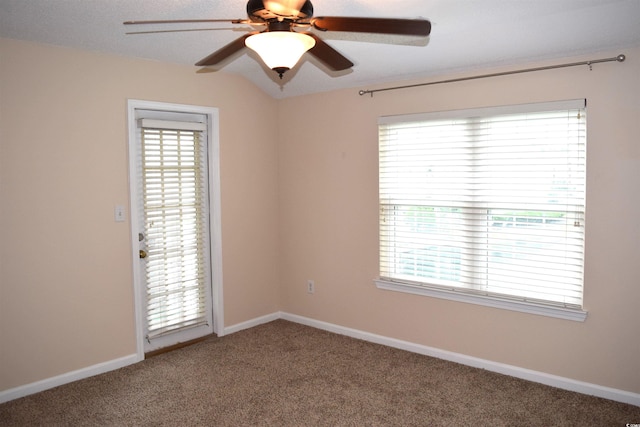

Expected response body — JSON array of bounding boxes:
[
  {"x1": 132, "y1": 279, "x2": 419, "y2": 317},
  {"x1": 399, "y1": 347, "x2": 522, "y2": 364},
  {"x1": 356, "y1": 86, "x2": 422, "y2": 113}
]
[
  {"x1": 140, "y1": 121, "x2": 210, "y2": 339},
  {"x1": 378, "y1": 100, "x2": 586, "y2": 309}
]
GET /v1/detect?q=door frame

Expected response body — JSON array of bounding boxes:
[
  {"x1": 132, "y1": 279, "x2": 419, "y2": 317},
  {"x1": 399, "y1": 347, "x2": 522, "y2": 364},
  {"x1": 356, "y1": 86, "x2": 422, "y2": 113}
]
[{"x1": 127, "y1": 99, "x2": 224, "y2": 359}]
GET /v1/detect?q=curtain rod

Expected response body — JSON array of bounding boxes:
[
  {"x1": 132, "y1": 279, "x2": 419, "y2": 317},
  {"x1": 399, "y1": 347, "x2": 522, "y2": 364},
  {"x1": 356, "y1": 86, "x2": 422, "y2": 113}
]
[{"x1": 358, "y1": 54, "x2": 626, "y2": 97}]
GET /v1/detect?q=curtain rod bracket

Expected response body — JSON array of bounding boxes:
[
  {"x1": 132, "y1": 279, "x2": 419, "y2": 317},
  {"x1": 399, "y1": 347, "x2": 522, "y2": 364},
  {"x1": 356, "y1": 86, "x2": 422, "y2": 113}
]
[{"x1": 359, "y1": 53, "x2": 626, "y2": 97}]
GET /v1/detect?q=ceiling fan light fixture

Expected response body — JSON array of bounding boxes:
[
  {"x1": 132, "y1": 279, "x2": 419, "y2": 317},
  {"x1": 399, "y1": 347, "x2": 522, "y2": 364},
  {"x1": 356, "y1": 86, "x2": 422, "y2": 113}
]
[{"x1": 245, "y1": 31, "x2": 316, "y2": 78}]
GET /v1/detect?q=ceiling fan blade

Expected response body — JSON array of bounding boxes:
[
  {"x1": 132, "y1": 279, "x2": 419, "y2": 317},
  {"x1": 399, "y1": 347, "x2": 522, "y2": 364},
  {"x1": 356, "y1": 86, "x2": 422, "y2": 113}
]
[
  {"x1": 126, "y1": 28, "x2": 244, "y2": 35},
  {"x1": 195, "y1": 32, "x2": 258, "y2": 66},
  {"x1": 306, "y1": 33, "x2": 354, "y2": 71},
  {"x1": 124, "y1": 19, "x2": 248, "y2": 25},
  {"x1": 311, "y1": 17, "x2": 431, "y2": 36}
]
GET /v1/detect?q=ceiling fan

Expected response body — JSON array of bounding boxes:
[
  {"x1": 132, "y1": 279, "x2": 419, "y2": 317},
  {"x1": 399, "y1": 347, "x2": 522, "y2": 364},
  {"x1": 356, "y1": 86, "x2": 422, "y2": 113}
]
[{"x1": 124, "y1": 0, "x2": 431, "y2": 79}]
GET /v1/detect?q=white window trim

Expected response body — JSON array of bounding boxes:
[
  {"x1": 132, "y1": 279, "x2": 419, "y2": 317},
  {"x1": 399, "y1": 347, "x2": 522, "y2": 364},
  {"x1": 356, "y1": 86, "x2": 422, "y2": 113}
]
[
  {"x1": 377, "y1": 99, "x2": 588, "y2": 322},
  {"x1": 375, "y1": 278, "x2": 587, "y2": 321}
]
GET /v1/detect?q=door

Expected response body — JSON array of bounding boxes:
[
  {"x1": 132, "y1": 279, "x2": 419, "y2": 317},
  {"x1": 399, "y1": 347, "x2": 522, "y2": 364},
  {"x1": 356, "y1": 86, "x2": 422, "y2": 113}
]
[{"x1": 128, "y1": 100, "x2": 223, "y2": 355}]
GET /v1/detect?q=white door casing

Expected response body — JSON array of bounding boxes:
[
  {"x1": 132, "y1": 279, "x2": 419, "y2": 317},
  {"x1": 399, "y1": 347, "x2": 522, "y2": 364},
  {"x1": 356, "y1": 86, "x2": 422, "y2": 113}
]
[{"x1": 127, "y1": 100, "x2": 224, "y2": 357}]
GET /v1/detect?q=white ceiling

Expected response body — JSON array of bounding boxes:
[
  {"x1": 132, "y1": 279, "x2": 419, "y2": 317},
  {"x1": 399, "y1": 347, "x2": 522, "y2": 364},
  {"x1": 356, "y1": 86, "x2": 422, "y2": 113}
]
[{"x1": 1, "y1": 0, "x2": 639, "y2": 99}]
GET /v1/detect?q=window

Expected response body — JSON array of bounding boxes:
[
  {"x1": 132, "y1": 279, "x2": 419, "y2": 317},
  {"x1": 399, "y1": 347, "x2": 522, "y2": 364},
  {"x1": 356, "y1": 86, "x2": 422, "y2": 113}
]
[{"x1": 377, "y1": 100, "x2": 587, "y2": 320}]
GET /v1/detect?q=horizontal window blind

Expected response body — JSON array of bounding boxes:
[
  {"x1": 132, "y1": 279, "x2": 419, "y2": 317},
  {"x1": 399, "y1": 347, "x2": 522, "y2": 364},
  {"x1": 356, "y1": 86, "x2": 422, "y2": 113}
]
[
  {"x1": 379, "y1": 100, "x2": 586, "y2": 308},
  {"x1": 141, "y1": 124, "x2": 209, "y2": 339}
]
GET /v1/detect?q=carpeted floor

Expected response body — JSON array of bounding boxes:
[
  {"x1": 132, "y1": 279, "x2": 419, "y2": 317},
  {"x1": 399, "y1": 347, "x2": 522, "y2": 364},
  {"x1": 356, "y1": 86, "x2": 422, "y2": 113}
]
[{"x1": 1, "y1": 319, "x2": 639, "y2": 426}]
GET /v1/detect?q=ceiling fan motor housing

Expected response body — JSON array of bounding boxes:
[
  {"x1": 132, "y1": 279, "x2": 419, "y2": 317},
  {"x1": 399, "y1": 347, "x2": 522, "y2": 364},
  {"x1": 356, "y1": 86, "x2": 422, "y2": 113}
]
[{"x1": 247, "y1": 0, "x2": 314, "y2": 23}]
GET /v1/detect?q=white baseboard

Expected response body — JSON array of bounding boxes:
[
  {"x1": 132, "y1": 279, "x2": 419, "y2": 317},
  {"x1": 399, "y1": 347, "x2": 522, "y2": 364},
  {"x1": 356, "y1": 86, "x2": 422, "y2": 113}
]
[
  {"x1": 223, "y1": 312, "x2": 281, "y2": 335},
  {"x1": 4, "y1": 313, "x2": 638, "y2": 408},
  {"x1": 1, "y1": 312, "x2": 279, "y2": 404},
  {"x1": 0, "y1": 353, "x2": 141, "y2": 404},
  {"x1": 279, "y1": 312, "x2": 640, "y2": 407}
]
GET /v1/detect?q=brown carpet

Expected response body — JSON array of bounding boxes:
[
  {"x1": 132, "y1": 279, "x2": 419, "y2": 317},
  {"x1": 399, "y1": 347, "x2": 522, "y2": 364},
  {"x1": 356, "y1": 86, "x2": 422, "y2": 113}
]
[{"x1": 1, "y1": 319, "x2": 639, "y2": 426}]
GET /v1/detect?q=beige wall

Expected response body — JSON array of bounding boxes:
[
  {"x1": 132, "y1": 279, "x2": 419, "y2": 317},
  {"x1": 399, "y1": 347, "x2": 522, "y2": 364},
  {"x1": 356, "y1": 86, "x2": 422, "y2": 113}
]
[
  {"x1": 2, "y1": 36, "x2": 639, "y2": 397},
  {"x1": 0, "y1": 38, "x2": 280, "y2": 391},
  {"x1": 278, "y1": 48, "x2": 640, "y2": 394}
]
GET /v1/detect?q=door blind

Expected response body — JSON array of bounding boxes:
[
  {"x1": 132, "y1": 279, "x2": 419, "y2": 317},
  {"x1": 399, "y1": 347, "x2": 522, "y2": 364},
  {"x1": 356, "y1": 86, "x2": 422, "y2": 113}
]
[
  {"x1": 378, "y1": 100, "x2": 586, "y2": 308},
  {"x1": 141, "y1": 124, "x2": 210, "y2": 339}
]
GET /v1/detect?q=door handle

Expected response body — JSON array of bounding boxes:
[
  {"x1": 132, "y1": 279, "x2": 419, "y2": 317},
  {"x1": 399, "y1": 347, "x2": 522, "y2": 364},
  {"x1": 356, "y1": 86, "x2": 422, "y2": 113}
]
[{"x1": 139, "y1": 249, "x2": 148, "y2": 259}]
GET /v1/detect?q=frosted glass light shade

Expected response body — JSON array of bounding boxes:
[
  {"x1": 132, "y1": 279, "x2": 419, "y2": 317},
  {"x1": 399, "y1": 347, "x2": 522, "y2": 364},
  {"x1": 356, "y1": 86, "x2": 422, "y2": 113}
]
[{"x1": 245, "y1": 31, "x2": 316, "y2": 74}]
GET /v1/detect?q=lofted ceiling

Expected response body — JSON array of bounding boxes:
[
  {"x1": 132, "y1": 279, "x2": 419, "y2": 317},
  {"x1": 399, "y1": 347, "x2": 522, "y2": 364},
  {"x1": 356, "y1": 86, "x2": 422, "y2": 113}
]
[{"x1": 1, "y1": 0, "x2": 639, "y2": 99}]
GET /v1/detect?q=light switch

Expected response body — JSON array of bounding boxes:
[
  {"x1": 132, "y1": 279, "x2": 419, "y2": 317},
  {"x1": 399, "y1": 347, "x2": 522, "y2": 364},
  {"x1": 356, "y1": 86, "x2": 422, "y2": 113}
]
[{"x1": 115, "y1": 205, "x2": 126, "y2": 222}]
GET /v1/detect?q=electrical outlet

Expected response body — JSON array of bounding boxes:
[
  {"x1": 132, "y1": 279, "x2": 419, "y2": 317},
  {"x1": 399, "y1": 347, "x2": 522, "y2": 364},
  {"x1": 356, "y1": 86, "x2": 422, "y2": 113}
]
[{"x1": 307, "y1": 280, "x2": 315, "y2": 294}]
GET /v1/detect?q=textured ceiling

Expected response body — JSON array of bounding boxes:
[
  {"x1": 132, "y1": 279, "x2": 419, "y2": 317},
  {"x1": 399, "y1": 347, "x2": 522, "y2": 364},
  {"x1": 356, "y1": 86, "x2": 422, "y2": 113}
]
[{"x1": 1, "y1": 0, "x2": 639, "y2": 99}]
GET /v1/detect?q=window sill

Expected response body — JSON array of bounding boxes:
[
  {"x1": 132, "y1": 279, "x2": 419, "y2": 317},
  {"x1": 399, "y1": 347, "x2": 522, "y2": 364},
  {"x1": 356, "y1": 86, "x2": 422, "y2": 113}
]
[{"x1": 374, "y1": 279, "x2": 587, "y2": 322}]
